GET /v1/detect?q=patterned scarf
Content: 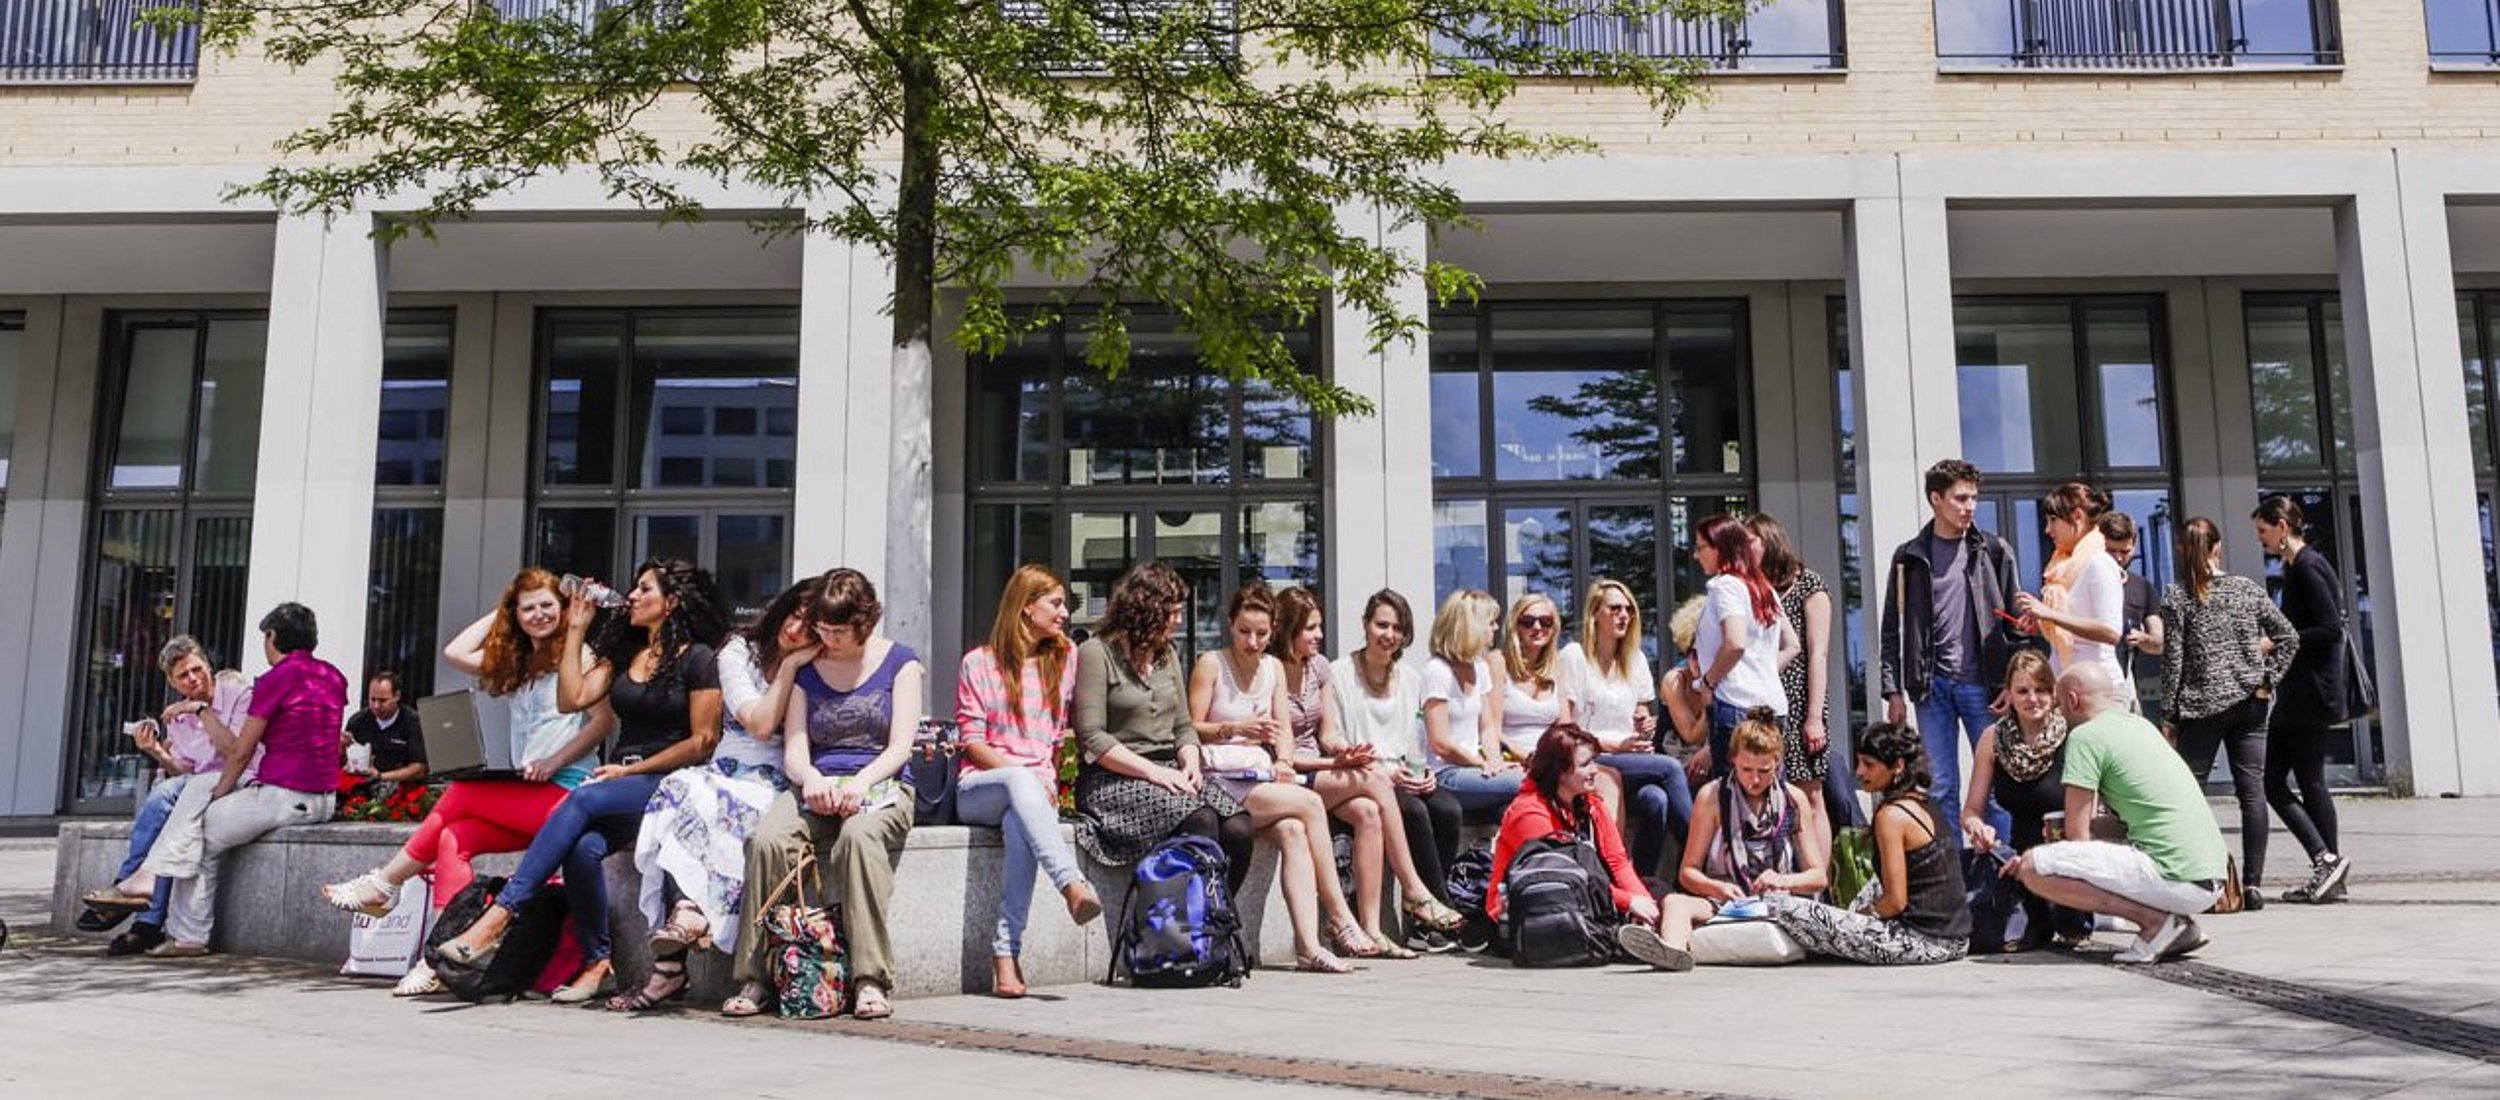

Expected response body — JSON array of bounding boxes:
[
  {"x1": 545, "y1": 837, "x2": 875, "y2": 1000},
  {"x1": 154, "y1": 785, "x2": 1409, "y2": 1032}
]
[
  {"x1": 1711, "y1": 778, "x2": 1795, "y2": 886},
  {"x1": 1994, "y1": 711, "x2": 2069, "y2": 786}
]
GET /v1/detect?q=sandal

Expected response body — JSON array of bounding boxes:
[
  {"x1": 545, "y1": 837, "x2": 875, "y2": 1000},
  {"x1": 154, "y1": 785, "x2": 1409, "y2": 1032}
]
[
  {"x1": 1329, "y1": 919, "x2": 1384, "y2": 959},
  {"x1": 1368, "y1": 934, "x2": 1419, "y2": 960},
  {"x1": 393, "y1": 959, "x2": 443, "y2": 997},
  {"x1": 321, "y1": 871, "x2": 398, "y2": 918},
  {"x1": 851, "y1": 984, "x2": 892, "y2": 1020},
  {"x1": 1405, "y1": 896, "x2": 1463, "y2": 933},
  {"x1": 720, "y1": 981, "x2": 770, "y2": 1018},
  {"x1": 604, "y1": 956, "x2": 688, "y2": 1012},
  {"x1": 82, "y1": 887, "x2": 152, "y2": 913},
  {"x1": 1295, "y1": 949, "x2": 1356, "y2": 974},
  {"x1": 649, "y1": 900, "x2": 712, "y2": 955}
]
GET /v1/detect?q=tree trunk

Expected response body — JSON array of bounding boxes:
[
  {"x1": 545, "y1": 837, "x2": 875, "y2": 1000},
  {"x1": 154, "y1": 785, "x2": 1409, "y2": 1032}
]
[{"x1": 884, "y1": 46, "x2": 941, "y2": 658}]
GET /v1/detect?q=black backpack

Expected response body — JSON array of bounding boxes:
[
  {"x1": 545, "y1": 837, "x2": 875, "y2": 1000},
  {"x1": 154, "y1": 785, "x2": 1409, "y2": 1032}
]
[
  {"x1": 427, "y1": 875, "x2": 573, "y2": 1003},
  {"x1": 1499, "y1": 832, "x2": 1620, "y2": 968},
  {"x1": 1444, "y1": 839, "x2": 1500, "y2": 952},
  {"x1": 1109, "y1": 834, "x2": 1249, "y2": 988}
]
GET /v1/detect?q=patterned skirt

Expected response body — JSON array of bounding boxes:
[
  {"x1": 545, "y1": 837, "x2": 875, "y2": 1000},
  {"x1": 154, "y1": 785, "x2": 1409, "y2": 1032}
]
[
  {"x1": 633, "y1": 758, "x2": 788, "y2": 957},
  {"x1": 1071, "y1": 764, "x2": 1244, "y2": 867},
  {"x1": 1782, "y1": 713, "x2": 1831, "y2": 784}
]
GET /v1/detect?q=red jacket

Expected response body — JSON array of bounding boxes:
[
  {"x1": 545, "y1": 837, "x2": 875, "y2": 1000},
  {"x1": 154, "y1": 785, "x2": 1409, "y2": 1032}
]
[{"x1": 1484, "y1": 780, "x2": 1649, "y2": 921}]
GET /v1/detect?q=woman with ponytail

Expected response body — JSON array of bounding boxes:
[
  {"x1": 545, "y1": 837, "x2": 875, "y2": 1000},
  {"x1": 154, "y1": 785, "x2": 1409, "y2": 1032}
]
[
  {"x1": 1691, "y1": 514, "x2": 1798, "y2": 777},
  {"x1": 1764, "y1": 722, "x2": 1970, "y2": 965},
  {"x1": 2159, "y1": 517, "x2": 2297, "y2": 907}
]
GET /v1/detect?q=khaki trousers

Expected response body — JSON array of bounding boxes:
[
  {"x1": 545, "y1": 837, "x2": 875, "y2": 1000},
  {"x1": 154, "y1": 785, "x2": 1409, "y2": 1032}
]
[{"x1": 736, "y1": 792, "x2": 915, "y2": 993}]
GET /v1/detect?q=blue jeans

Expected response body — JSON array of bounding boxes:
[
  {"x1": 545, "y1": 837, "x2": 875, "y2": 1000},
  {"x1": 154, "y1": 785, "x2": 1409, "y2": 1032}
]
[
  {"x1": 1597, "y1": 753, "x2": 1690, "y2": 875},
  {"x1": 1705, "y1": 699, "x2": 1757, "y2": 778},
  {"x1": 120, "y1": 776, "x2": 184, "y2": 927},
  {"x1": 1917, "y1": 676, "x2": 2009, "y2": 842},
  {"x1": 1432, "y1": 766, "x2": 1524, "y2": 819},
  {"x1": 494, "y1": 772, "x2": 661, "y2": 964},
  {"x1": 956, "y1": 766, "x2": 1082, "y2": 958}
]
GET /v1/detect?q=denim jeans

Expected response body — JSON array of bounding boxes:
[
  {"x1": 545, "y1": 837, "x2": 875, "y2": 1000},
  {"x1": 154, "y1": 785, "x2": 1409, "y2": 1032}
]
[
  {"x1": 1597, "y1": 752, "x2": 1690, "y2": 875},
  {"x1": 121, "y1": 776, "x2": 185, "y2": 927},
  {"x1": 1705, "y1": 699, "x2": 1759, "y2": 778},
  {"x1": 1432, "y1": 765, "x2": 1524, "y2": 817},
  {"x1": 494, "y1": 772, "x2": 661, "y2": 964},
  {"x1": 1917, "y1": 676, "x2": 2009, "y2": 842},
  {"x1": 956, "y1": 766, "x2": 1082, "y2": 958}
]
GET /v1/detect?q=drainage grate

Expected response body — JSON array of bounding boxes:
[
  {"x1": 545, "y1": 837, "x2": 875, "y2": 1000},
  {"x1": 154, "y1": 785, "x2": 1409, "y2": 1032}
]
[{"x1": 2134, "y1": 960, "x2": 2500, "y2": 1063}]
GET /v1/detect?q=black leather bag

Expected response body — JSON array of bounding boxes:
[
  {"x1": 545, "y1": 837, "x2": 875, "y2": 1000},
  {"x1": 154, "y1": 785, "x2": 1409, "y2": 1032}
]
[
  {"x1": 908, "y1": 719, "x2": 961, "y2": 825},
  {"x1": 2337, "y1": 630, "x2": 2377, "y2": 723}
]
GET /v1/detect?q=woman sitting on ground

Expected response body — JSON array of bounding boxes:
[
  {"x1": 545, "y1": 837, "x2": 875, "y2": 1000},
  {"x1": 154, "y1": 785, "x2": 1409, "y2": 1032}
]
[
  {"x1": 955, "y1": 565, "x2": 1104, "y2": 999},
  {"x1": 318, "y1": 568, "x2": 613, "y2": 996},
  {"x1": 438, "y1": 559, "x2": 730, "y2": 1004},
  {"x1": 1619, "y1": 709, "x2": 1827, "y2": 971},
  {"x1": 1766, "y1": 722, "x2": 1970, "y2": 965},
  {"x1": 623, "y1": 574, "x2": 824, "y2": 1012},
  {"x1": 1270, "y1": 585, "x2": 1461, "y2": 957},
  {"x1": 1484, "y1": 723, "x2": 1659, "y2": 945},
  {"x1": 1188, "y1": 582, "x2": 1372, "y2": 970},
  {"x1": 1330, "y1": 589, "x2": 1470, "y2": 953},
  {"x1": 732, "y1": 568, "x2": 922, "y2": 1020},
  {"x1": 1963, "y1": 649, "x2": 2083, "y2": 949}
]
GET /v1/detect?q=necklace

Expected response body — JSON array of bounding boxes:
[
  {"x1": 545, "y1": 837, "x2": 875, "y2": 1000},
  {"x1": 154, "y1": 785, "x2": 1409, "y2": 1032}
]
[{"x1": 1359, "y1": 650, "x2": 1393, "y2": 696}]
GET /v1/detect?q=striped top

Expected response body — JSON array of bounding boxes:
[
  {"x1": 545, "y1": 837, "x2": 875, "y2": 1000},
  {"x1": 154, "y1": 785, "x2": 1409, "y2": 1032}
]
[{"x1": 955, "y1": 644, "x2": 1077, "y2": 790}]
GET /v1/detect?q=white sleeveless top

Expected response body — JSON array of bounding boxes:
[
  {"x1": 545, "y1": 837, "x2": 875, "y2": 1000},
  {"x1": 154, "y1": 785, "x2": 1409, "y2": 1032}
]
[{"x1": 1204, "y1": 653, "x2": 1280, "y2": 747}]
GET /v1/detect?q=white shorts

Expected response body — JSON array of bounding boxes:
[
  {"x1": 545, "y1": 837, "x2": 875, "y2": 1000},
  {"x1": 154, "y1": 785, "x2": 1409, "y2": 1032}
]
[{"x1": 2028, "y1": 841, "x2": 2220, "y2": 917}]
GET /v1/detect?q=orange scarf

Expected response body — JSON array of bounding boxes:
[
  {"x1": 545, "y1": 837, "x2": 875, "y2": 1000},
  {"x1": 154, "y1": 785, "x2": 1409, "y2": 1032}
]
[{"x1": 2038, "y1": 527, "x2": 2109, "y2": 669}]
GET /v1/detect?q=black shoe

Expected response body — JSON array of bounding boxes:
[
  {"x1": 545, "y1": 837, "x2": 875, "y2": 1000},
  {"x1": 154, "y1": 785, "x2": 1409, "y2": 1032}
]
[
  {"x1": 1405, "y1": 927, "x2": 1458, "y2": 955},
  {"x1": 2310, "y1": 855, "x2": 2351, "y2": 903},
  {"x1": 75, "y1": 907, "x2": 132, "y2": 933},
  {"x1": 107, "y1": 922, "x2": 166, "y2": 957},
  {"x1": 2242, "y1": 888, "x2": 2266, "y2": 912}
]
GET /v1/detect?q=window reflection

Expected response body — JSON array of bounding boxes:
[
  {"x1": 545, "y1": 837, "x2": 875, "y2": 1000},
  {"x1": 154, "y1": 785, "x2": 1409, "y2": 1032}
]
[
  {"x1": 2246, "y1": 302, "x2": 2326, "y2": 469},
  {"x1": 1669, "y1": 308, "x2": 1746, "y2": 475},
  {"x1": 1491, "y1": 307, "x2": 1657, "y2": 482},
  {"x1": 1955, "y1": 302, "x2": 2084, "y2": 475},
  {"x1": 378, "y1": 316, "x2": 453, "y2": 488},
  {"x1": 1503, "y1": 506, "x2": 1575, "y2": 611},
  {"x1": 1435, "y1": 500, "x2": 1491, "y2": 598}
]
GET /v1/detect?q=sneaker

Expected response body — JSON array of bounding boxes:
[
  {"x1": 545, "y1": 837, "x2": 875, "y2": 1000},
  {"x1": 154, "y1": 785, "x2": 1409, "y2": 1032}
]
[
  {"x1": 1404, "y1": 927, "x2": 1458, "y2": 955},
  {"x1": 2308, "y1": 855, "x2": 2351, "y2": 903},
  {"x1": 1617, "y1": 925, "x2": 1694, "y2": 972},
  {"x1": 2112, "y1": 914, "x2": 2191, "y2": 964},
  {"x1": 106, "y1": 921, "x2": 166, "y2": 957},
  {"x1": 2168, "y1": 919, "x2": 2208, "y2": 959},
  {"x1": 2278, "y1": 882, "x2": 2314, "y2": 904},
  {"x1": 145, "y1": 940, "x2": 210, "y2": 959}
]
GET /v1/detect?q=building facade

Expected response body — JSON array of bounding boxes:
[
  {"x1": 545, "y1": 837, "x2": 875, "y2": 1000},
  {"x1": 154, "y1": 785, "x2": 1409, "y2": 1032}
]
[{"x1": 4, "y1": 0, "x2": 2499, "y2": 815}]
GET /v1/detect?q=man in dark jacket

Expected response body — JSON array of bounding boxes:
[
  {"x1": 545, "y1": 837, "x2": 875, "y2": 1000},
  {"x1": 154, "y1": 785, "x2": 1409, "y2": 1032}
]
[{"x1": 1879, "y1": 459, "x2": 2037, "y2": 841}]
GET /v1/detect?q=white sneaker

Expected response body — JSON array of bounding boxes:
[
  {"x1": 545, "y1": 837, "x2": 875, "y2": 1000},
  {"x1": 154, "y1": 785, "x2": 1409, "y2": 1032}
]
[{"x1": 2112, "y1": 914, "x2": 2190, "y2": 964}]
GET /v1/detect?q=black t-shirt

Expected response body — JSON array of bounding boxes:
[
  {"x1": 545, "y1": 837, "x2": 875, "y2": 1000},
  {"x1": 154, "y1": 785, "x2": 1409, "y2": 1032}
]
[
  {"x1": 345, "y1": 705, "x2": 426, "y2": 772},
  {"x1": 608, "y1": 643, "x2": 720, "y2": 762}
]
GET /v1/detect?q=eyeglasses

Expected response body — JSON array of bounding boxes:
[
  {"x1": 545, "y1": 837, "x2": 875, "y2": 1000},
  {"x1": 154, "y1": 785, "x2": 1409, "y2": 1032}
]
[{"x1": 1517, "y1": 615, "x2": 1557, "y2": 630}]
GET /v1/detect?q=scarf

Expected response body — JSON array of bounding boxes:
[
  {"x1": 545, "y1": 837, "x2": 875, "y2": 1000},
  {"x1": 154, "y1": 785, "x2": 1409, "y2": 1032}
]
[
  {"x1": 2039, "y1": 526, "x2": 2110, "y2": 669},
  {"x1": 1993, "y1": 711, "x2": 2068, "y2": 786},
  {"x1": 1710, "y1": 779, "x2": 1795, "y2": 886}
]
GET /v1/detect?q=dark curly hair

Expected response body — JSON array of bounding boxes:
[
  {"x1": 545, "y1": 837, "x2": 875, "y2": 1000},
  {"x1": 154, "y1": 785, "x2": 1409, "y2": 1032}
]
[
  {"x1": 1099, "y1": 560, "x2": 1188, "y2": 670},
  {"x1": 1854, "y1": 721, "x2": 1934, "y2": 809},
  {"x1": 593, "y1": 558, "x2": 729, "y2": 669},
  {"x1": 741, "y1": 574, "x2": 827, "y2": 672}
]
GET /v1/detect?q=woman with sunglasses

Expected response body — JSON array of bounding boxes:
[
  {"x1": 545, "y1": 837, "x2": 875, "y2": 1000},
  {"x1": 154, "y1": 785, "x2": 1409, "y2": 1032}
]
[{"x1": 1559, "y1": 580, "x2": 1686, "y2": 875}]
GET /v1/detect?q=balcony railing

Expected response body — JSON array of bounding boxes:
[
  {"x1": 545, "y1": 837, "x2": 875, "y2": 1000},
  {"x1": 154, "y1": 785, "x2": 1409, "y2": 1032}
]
[
  {"x1": 1437, "y1": 0, "x2": 1847, "y2": 71},
  {"x1": 0, "y1": 0, "x2": 198, "y2": 84},
  {"x1": 2426, "y1": 0, "x2": 2500, "y2": 66},
  {"x1": 1001, "y1": 0, "x2": 1242, "y2": 76},
  {"x1": 1936, "y1": 0, "x2": 2341, "y2": 69}
]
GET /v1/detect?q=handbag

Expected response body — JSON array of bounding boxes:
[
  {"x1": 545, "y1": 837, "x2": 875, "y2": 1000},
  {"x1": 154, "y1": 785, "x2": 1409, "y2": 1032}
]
[
  {"x1": 341, "y1": 874, "x2": 434, "y2": 977},
  {"x1": 2336, "y1": 631, "x2": 2377, "y2": 723},
  {"x1": 1199, "y1": 743, "x2": 1274, "y2": 780},
  {"x1": 758, "y1": 854, "x2": 848, "y2": 1020},
  {"x1": 909, "y1": 719, "x2": 961, "y2": 826},
  {"x1": 2208, "y1": 855, "x2": 2247, "y2": 915}
]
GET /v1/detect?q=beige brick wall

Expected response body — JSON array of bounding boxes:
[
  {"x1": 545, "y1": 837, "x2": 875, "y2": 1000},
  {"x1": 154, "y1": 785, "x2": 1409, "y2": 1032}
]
[{"x1": 1, "y1": 0, "x2": 2495, "y2": 169}]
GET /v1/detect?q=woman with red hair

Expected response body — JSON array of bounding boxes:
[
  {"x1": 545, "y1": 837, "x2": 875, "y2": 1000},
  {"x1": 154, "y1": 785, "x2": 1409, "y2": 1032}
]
[
  {"x1": 1691, "y1": 513, "x2": 1798, "y2": 778},
  {"x1": 1484, "y1": 723, "x2": 1658, "y2": 938}
]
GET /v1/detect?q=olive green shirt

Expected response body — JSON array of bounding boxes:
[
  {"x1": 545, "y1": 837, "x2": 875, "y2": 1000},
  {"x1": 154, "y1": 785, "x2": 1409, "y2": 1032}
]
[{"x1": 1072, "y1": 636, "x2": 1199, "y2": 764}]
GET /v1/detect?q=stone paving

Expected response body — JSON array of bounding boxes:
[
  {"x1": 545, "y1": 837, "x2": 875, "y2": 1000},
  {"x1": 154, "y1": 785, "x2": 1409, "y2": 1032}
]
[{"x1": 2, "y1": 799, "x2": 2495, "y2": 1100}]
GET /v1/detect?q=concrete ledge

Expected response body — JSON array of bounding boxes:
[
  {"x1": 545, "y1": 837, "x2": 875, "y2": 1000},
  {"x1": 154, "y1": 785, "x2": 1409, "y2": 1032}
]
[{"x1": 53, "y1": 819, "x2": 1325, "y2": 1000}]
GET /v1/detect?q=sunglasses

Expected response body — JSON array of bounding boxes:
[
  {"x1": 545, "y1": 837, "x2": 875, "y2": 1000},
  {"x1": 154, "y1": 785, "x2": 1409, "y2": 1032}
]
[{"x1": 1517, "y1": 615, "x2": 1557, "y2": 630}]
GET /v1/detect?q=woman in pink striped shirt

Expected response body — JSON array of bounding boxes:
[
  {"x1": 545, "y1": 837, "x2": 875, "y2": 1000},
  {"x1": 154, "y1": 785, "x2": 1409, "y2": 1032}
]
[{"x1": 956, "y1": 564, "x2": 1105, "y2": 997}]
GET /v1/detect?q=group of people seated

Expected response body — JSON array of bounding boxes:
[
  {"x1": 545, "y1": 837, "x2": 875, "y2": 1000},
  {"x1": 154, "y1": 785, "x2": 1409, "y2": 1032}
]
[{"x1": 70, "y1": 498, "x2": 2248, "y2": 1012}]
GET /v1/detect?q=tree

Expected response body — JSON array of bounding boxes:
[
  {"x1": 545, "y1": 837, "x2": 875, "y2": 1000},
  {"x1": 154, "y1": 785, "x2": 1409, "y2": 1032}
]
[{"x1": 200, "y1": 0, "x2": 1748, "y2": 649}]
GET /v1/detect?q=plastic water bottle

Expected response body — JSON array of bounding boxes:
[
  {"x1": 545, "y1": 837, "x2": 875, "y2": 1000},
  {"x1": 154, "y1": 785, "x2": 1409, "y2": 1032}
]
[{"x1": 559, "y1": 573, "x2": 628, "y2": 609}]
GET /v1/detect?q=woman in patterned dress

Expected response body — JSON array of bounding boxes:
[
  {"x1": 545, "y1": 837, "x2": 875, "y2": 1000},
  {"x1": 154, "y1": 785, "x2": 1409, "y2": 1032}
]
[{"x1": 1748, "y1": 513, "x2": 1836, "y2": 836}]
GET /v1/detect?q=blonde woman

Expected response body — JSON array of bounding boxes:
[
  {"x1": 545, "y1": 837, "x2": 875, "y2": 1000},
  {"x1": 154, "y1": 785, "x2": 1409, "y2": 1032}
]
[
  {"x1": 1499, "y1": 594, "x2": 1575, "y2": 762},
  {"x1": 1421, "y1": 589, "x2": 1519, "y2": 816},
  {"x1": 1561, "y1": 580, "x2": 1683, "y2": 875}
]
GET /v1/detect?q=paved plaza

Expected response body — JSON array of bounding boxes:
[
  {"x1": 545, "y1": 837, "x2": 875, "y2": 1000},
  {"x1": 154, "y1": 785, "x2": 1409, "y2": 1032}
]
[{"x1": 3, "y1": 797, "x2": 2497, "y2": 1100}]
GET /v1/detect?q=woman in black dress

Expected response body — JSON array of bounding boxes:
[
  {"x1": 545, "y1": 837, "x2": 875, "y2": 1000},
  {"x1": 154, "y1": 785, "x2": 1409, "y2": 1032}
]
[{"x1": 2252, "y1": 496, "x2": 2355, "y2": 903}]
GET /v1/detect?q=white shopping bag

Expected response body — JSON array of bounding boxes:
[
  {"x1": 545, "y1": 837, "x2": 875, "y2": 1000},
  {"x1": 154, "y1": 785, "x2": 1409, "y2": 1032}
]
[{"x1": 341, "y1": 875, "x2": 434, "y2": 977}]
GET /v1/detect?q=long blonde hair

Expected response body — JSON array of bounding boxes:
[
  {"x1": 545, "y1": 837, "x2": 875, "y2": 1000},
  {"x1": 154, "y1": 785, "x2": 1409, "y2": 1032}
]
[
  {"x1": 988, "y1": 564, "x2": 1071, "y2": 721},
  {"x1": 1430, "y1": 589, "x2": 1499, "y2": 669},
  {"x1": 1577, "y1": 579, "x2": 1645, "y2": 682},
  {"x1": 1503, "y1": 593, "x2": 1561, "y2": 689}
]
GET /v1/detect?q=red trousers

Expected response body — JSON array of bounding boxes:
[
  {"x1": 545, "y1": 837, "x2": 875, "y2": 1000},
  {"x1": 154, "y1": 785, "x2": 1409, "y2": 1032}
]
[{"x1": 401, "y1": 780, "x2": 568, "y2": 908}]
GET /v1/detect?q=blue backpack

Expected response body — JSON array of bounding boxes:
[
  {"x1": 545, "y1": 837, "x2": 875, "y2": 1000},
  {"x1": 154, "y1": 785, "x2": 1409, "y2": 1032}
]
[{"x1": 1110, "y1": 834, "x2": 1250, "y2": 988}]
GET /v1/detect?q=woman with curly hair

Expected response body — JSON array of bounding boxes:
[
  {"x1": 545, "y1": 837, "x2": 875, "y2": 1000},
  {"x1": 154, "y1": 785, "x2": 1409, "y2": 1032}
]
[
  {"x1": 316, "y1": 567, "x2": 614, "y2": 995},
  {"x1": 438, "y1": 558, "x2": 731, "y2": 1003},
  {"x1": 1765, "y1": 722, "x2": 1970, "y2": 965}
]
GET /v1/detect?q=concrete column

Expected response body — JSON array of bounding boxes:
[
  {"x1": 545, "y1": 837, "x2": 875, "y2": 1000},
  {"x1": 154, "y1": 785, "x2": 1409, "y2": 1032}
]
[
  {"x1": 1844, "y1": 192, "x2": 1960, "y2": 716},
  {"x1": 2192, "y1": 280, "x2": 2269, "y2": 581},
  {"x1": 431, "y1": 293, "x2": 511, "y2": 687},
  {"x1": 1324, "y1": 207, "x2": 1435, "y2": 647},
  {"x1": 2337, "y1": 175, "x2": 2500, "y2": 796},
  {"x1": 0, "y1": 299, "x2": 92, "y2": 815},
  {"x1": 792, "y1": 227, "x2": 896, "y2": 588},
  {"x1": 242, "y1": 214, "x2": 389, "y2": 677}
]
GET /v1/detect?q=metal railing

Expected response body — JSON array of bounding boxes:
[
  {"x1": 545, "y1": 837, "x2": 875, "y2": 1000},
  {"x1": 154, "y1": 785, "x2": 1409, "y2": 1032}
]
[
  {"x1": 1001, "y1": 0, "x2": 1242, "y2": 75},
  {"x1": 2426, "y1": 0, "x2": 2500, "y2": 66},
  {"x1": 0, "y1": 0, "x2": 199, "y2": 83},
  {"x1": 1436, "y1": 0, "x2": 1847, "y2": 71},
  {"x1": 1939, "y1": 0, "x2": 2340, "y2": 69}
]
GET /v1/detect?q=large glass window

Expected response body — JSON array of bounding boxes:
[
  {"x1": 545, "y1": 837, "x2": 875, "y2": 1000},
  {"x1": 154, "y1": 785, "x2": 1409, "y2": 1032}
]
[
  {"x1": 2452, "y1": 292, "x2": 2500, "y2": 707},
  {"x1": 532, "y1": 310, "x2": 797, "y2": 619},
  {"x1": 968, "y1": 311, "x2": 1320, "y2": 660},
  {"x1": 74, "y1": 314, "x2": 265, "y2": 811},
  {"x1": 2427, "y1": 0, "x2": 2500, "y2": 66},
  {"x1": 1431, "y1": 301, "x2": 1752, "y2": 656},
  {"x1": 1830, "y1": 300, "x2": 1867, "y2": 732},
  {"x1": 366, "y1": 313, "x2": 454, "y2": 697}
]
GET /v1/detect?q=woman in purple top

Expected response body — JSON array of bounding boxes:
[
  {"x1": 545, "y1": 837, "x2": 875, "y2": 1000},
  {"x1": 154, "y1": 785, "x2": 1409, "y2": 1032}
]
[{"x1": 151, "y1": 603, "x2": 347, "y2": 956}]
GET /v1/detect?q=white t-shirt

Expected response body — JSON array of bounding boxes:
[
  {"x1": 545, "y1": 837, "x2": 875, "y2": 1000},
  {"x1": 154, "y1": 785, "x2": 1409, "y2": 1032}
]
[
  {"x1": 1695, "y1": 575, "x2": 1787, "y2": 713},
  {"x1": 712, "y1": 635, "x2": 784, "y2": 771},
  {"x1": 1330, "y1": 655, "x2": 1423, "y2": 765},
  {"x1": 1420, "y1": 656, "x2": 1494, "y2": 768},
  {"x1": 1559, "y1": 641, "x2": 1655, "y2": 741},
  {"x1": 2059, "y1": 554, "x2": 2134, "y2": 699},
  {"x1": 1499, "y1": 675, "x2": 1563, "y2": 759}
]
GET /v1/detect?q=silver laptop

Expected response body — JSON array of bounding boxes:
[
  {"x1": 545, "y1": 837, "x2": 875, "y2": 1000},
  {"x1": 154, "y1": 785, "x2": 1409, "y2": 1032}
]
[{"x1": 416, "y1": 689, "x2": 521, "y2": 781}]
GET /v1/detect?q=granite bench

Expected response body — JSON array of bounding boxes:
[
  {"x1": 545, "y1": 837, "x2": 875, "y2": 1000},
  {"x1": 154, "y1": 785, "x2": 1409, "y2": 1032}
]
[{"x1": 52, "y1": 818, "x2": 1351, "y2": 1001}]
